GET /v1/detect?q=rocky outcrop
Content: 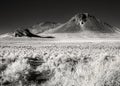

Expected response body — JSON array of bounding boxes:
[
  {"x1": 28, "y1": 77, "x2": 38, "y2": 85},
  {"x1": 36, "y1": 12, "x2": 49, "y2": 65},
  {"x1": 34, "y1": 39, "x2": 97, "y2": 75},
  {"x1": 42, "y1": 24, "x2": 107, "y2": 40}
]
[
  {"x1": 14, "y1": 28, "x2": 55, "y2": 38},
  {"x1": 14, "y1": 29, "x2": 41, "y2": 37}
]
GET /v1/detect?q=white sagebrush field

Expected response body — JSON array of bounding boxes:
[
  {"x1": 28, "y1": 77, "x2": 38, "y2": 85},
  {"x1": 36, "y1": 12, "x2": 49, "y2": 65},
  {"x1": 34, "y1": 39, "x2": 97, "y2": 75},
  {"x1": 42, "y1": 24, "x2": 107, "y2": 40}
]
[{"x1": 1, "y1": 42, "x2": 120, "y2": 86}]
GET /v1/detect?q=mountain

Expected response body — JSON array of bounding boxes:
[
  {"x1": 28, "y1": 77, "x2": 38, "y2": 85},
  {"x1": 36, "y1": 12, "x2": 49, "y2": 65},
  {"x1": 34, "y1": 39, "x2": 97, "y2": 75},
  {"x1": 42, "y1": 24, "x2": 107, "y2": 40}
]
[
  {"x1": 1, "y1": 13, "x2": 120, "y2": 39},
  {"x1": 29, "y1": 21, "x2": 61, "y2": 34},
  {"x1": 44, "y1": 13, "x2": 120, "y2": 34}
]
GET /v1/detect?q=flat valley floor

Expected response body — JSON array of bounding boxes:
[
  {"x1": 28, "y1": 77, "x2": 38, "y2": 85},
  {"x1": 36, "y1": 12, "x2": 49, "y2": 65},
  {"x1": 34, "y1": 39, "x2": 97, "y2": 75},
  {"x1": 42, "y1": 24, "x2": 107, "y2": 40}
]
[{"x1": 1, "y1": 38, "x2": 120, "y2": 86}]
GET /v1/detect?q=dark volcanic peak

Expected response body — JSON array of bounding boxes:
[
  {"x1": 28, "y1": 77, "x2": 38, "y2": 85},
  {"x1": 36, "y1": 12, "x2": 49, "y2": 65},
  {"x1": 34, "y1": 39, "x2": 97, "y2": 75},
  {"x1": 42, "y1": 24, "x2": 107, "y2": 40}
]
[
  {"x1": 70, "y1": 13, "x2": 88, "y2": 21},
  {"x1": 45, "y1": 13, "x2": 119, "y2": 33},
  {"x1": 70, "y1": 13, "x2": 95, "y2": 25}
]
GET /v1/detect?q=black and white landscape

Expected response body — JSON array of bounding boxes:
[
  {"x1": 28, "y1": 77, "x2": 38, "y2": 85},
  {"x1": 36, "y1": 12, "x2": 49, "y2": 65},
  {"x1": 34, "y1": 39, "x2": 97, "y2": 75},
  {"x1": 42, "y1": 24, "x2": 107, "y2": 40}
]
[
  {"x1": 0, "y1": 13, "x2": 120, "y2": 86},
  {"x1": 1, "y1": 0, "x2": 120, "y2": 86}
]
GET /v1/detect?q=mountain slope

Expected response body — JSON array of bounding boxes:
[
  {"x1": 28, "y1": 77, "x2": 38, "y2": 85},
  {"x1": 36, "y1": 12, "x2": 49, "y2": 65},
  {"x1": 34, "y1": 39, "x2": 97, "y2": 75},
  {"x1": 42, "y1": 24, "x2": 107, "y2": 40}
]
[{"x1": 29, "y1": 21, "x2": 61, "y2": 34}]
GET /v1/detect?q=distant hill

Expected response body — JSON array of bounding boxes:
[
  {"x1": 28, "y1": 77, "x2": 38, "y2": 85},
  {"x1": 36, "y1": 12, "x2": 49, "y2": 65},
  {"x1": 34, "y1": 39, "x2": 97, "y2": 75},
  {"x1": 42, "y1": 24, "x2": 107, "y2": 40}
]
[
  {"x1": 0, "y1": 21, "x2": 59, "y2": 38},
  {"x1": 0, "y1": 33, "x2": 13, "y2": 38},
  {"x1": 29, "y1": 21, "x2": 61, "y2": 34}
]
